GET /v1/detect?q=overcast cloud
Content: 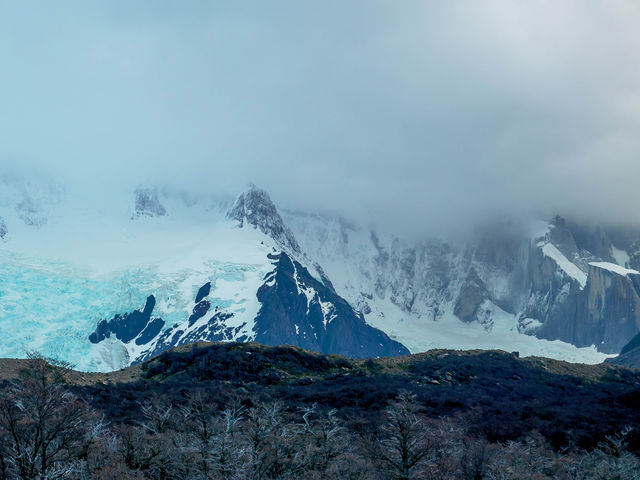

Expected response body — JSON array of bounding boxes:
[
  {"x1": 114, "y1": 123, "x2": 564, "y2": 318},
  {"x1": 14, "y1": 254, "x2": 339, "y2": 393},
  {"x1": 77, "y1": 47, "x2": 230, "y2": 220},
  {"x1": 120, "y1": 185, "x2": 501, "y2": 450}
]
[{"x1": 1, "y1": 1, "x2": 640, "y2": 234}]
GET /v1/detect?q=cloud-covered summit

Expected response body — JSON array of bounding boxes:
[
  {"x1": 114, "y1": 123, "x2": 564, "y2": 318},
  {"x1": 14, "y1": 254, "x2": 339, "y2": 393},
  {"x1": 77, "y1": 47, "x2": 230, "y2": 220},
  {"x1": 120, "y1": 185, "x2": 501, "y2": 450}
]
[{"x1": 1, "y1": 1, "x2": 640, "y2": 234}]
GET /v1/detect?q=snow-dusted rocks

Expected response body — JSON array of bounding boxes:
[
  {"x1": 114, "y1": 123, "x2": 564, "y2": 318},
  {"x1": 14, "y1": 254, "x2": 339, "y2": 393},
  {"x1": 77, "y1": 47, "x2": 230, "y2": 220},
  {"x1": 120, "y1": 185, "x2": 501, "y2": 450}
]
[
  {"x1": 89, "y1": 283, "x2": 246, "y2": 365},
  {"x1": 227, "y1": 184, "x2": 300, "y2": 253},
  {"x1": 133, "y1": 187, "x2": 167, "y2": 218},
  {"x1": 283, "y1": 210, "x2": 640, "y2": 358},
  {"x1": 526, "y1": 221, "x2": 640, "y2": 353},
  {"x1": 0, "y1": 216, "x2": 6, "y2": 239},
  {"x1": 88, "y1": 251, "x2": 408, "y2": 365},
  {"x1": 254, "y1": 252, "x2": 408, "y2": 358},
  {"x1": 540, "y1": 243, "x2": 587, "y2": 288},
  {"x1": 535, "y1": 258, "x2": 640, "y2": 353}
]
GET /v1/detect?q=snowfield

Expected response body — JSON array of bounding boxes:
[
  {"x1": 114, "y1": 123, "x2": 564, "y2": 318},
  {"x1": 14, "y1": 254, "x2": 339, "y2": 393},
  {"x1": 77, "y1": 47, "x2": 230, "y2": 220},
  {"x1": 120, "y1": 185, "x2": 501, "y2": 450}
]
[{"x1": 0, "y1": 188, "x2": 276, "y2": 371}]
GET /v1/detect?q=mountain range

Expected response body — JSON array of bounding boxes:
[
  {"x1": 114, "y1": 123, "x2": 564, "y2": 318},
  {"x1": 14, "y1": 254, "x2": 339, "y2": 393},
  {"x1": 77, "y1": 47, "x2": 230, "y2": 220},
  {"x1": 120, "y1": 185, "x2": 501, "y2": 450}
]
[{"x1": 2, "y1": 173, "x2": 640, "y2": 370}]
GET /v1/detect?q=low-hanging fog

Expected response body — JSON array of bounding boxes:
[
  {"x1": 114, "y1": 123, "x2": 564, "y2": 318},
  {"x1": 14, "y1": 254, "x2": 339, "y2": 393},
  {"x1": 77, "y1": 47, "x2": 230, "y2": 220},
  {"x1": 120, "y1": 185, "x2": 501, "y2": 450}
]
[{"x1": 1, "y1": 1, "x2": 640, "y2": 235}]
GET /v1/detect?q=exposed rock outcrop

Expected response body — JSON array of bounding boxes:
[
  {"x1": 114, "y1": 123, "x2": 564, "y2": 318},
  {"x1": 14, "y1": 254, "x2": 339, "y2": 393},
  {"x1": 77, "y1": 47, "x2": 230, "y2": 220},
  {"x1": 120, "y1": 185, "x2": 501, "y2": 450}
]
[
  {"x1": 254, "y1": 252, "x2": 409, "y2": 358},
  {"x1": 521, "y1": 241, "x2": 582, "y2": 339},
  {"x1": 89, "y1": 295, "x2": 163, "y2": 345},
  {"x1": 608, "y1": 332, "x2": 640, "y2": 368},
  {"x1": 89, "y1": 253, "x2": 410, "y2": 365},
  {"x1": 286, "y1": 209, "x2": 640, "y2": 355},
  {"x1": 133, "y1": 188, "x2": 167, "y2": 218},
  {"x1": 578, "y1": 263, "x2": 640, "y2": 352},
  {"x1": 530, "y1": 256, "x2": 640, "y2": 354},
  {"x1": 227, "y1": 185, "x2": 300, "y2": 253},
  {"x1": 454, "y1": 268, "x2": 488, "y2": 323},
  {"x1": 89, "y1": 284, "x2": 244, "y2": 364},
  {"x1": 0, "y1": 216, "x2": 6, "y2": 239}
]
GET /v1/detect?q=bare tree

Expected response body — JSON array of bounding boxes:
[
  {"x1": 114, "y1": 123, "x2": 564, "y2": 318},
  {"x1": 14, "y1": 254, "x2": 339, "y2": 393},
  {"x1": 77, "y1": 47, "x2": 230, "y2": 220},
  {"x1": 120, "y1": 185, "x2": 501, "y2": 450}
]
[
  {"x1": 241, "y1": 400, "x2": 306, "y2": 480},
  {"x1": 0, "y1": 354, "x2": 102, "y2": 480},
  {"x1": 296, "y1": 403, "x2": 363, "y2": 479},
  {"x1": 483, "y1": 433, "x2": 556, "y2": 480},
  {"x1": 569, "y1": 427, "x2": 640, "y2": 480},
  {"x1": 360, "y1": 391, "x2": 434, "y2": 480},
  {"x1": 210, "y1": 400, "x2": 246, "y2": 479},
  {"x1": 179, "y1": 392, "x2": 217, "y2": 479}
]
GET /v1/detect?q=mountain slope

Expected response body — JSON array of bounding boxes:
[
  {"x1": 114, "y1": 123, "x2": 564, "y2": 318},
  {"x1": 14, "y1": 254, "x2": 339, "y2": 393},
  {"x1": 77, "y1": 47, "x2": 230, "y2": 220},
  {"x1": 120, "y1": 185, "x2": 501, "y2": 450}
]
[
  {"x1": 0, "y1": 177, "x2": 406, "y2": 370},
  {"x1": 608, "y1": 332, "x2": 640, "y2": 369},
  {"x1": 1, "y1": 172, "x2": 639, "y2": 370},
  {"x1": 283, "y1": 212, "x2": 640, "y2": 359}
]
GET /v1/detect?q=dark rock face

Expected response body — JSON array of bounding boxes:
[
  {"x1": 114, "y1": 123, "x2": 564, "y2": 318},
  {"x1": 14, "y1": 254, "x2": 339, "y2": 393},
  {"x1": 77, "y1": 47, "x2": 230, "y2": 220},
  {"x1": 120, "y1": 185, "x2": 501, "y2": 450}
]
[
  {"x1": 620, "y1": 331, "x2": 640, "y2": 356},
  {"x1": 134, "y1": 310, "x2": 242, "y2": 364},
  {"x1": 577, "y1": 265, "x2": 640, "y2": 352},
  {"x1": 527, "y1": 256, "x2": 640, "y2": 353},
  {"x1": 227, "y1": 185, "x2": 300, "y2": 252},
  {"x1": 515, "y1": 217, "x2": 640, "y2": 353},
  {"x1": 133, "y1": 188, "x2": 167, "y2": 217},
  {"x1": 454, "y1": 268, "x2": 488, "y2": 323},
  {"x1": 608, "y1": 333, "x2": 640, "y2": 368},
  {"x1": 195, "y1": 282, "x2": 211, "y2": 303},
  {"x1": 385, "y1": 217, "x2": 640, "y2": 354},
  {"x1": 570, "y1": 223, "x2": 614, "y2": 264},
  {"x1": 89, "y1": 282, "x2": 247, "y2": 364},
  {"x1": 89, "y1": 295, "x2": 162, "y2": 344},
  {"x1": 521, "y1": 243, "x2": 582, "y2": 338},
  {"x1": 188, "y1": 300, "x2": 211, "y2": 326},
  {"x1": 135, "y1": 318, "x2": 165, "y2": 346},
  {"x1": 254, "y1": 252, "x2": 409, "y2": 358},
  {"x1": 89, "y1": 249, "x2": 409, "y2": 365},
  {"x1": 548, "y1": 216, "x2": 579, "y2": 260},
  {"x1": 504, "y1": 218, "x2": 640, "y2": 353},
  {"x1": 607, "y1": 349, "x2": 640, "y2": 369},
  {"x1": 0, "y1": 216, "x2": 6, "y2": 239}
]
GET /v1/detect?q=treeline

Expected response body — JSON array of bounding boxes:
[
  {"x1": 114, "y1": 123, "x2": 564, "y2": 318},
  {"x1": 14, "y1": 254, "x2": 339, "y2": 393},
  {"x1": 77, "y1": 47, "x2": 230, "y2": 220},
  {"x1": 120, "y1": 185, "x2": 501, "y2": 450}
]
[{"x1": 1, "y1": 357, "x2": 639, "y2": 479}]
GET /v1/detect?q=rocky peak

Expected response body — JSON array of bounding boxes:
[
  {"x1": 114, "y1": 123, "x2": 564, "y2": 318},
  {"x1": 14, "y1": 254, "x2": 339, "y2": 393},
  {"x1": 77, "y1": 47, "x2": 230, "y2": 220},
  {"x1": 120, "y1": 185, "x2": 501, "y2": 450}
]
[
  {"x1": 548, "y1": 215, "x2": 578, "y2": 259},
  {"x1": 133, "y1": 188, "x2": 167, "y2": 218},
  {"x1": 227, "y1": 184, "x2": 300, "y2": 253},
  {"x1": 254, "y1": 252, "x2": 409, "y2": 358},
  {"x1": 570, "y1": 224, "x2": 614, "y2": 262}
]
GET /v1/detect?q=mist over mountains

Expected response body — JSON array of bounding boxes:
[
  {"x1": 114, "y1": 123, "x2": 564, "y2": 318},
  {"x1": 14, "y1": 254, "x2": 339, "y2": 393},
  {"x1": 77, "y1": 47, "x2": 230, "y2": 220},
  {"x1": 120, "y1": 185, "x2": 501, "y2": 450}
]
[
  {"x1": 3, "y1": 1, "x2": 640, "y2": 236},
  {"x1": 3, "y1": 170, "x2": 640, "y2": 372}
]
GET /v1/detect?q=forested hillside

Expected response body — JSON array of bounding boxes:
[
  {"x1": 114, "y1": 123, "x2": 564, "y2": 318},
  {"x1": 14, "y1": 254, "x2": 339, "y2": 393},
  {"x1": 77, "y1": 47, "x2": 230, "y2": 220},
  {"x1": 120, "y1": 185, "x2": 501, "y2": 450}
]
[{"x1": 1, "y1": 343, "x2": 639, "y2": 479}]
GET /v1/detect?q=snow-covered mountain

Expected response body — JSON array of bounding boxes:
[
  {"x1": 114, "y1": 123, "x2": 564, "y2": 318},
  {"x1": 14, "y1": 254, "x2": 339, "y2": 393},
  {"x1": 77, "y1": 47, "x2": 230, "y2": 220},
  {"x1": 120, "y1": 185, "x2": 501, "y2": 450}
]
[
  {"x1": 283, "y1": 211, "x2": 640, "y2": 361},
  {"x1": 1, "y1": 173, "x2": 638, "y2": 371},
  {"x1": 0, "y1": 177, "x2": 406, "y2": 371}
]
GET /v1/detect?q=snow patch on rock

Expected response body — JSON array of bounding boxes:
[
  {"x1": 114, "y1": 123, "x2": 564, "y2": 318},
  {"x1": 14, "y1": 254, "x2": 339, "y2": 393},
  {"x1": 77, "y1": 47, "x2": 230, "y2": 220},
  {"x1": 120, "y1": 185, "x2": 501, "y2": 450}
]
[
  {"x1": 589, "y1": 262, "x2": 640, "y2": 277},
  {"x1": 541, "y1": 243, "x2": 587, "y2": 288}
]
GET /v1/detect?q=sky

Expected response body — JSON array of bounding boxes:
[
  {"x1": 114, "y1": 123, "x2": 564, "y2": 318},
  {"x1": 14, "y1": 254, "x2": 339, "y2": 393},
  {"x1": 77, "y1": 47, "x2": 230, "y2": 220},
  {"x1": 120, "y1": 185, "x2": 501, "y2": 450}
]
[{"x1": 1, "y1": 1, "x2": 640, "y2": 234}]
